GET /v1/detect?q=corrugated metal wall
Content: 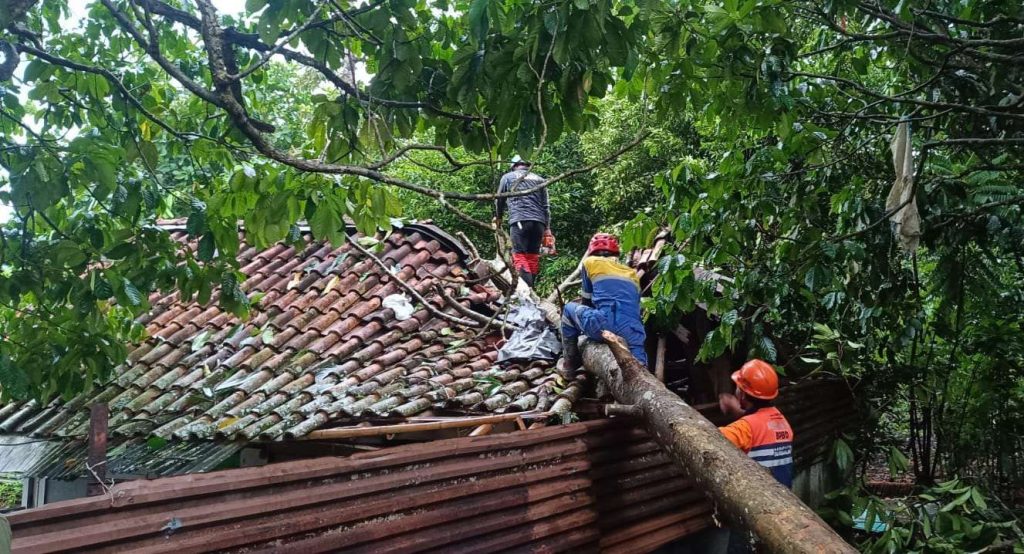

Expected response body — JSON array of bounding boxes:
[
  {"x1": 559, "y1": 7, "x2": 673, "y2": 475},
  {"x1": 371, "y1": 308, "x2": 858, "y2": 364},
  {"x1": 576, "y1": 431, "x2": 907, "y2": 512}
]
[{"x1": 9, "y1": 380, "x2": 855, "y2": 553}]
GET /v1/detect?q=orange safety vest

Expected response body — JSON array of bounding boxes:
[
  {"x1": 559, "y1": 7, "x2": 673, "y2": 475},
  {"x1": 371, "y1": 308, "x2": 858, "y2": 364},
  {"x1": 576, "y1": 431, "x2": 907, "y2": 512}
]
[{"x1": 720, "y1": 407, "x2": 794, "y2": 487}]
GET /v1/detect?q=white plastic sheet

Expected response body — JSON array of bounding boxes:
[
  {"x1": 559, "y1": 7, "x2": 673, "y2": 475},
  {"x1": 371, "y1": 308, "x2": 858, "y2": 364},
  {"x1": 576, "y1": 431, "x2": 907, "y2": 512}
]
[
  {"x1": 382, "y1": 293, "x2": 416, "y2": 321},
  {"x1": 497, "y1": 292, "x2": 562, "y2": 362}
]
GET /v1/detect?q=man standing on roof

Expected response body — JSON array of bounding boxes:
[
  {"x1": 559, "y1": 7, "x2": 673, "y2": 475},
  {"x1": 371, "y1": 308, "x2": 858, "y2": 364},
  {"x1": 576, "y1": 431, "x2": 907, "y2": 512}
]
[
  {"x1": 558, "y1": 233, "x2": 647, "y2": 378},
  {"x1": 708, "y1": 359, "x2": 793, "y2": 553},
  {"x1": 493, "y1": 156, "x2": 553, "y2": 288}
]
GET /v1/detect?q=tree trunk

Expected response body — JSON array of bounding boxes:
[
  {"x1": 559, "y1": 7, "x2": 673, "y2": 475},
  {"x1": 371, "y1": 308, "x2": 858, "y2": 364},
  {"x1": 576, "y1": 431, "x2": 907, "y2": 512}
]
[{"x1": 582, "y1": 331, "x2": 855, "y2": 554}]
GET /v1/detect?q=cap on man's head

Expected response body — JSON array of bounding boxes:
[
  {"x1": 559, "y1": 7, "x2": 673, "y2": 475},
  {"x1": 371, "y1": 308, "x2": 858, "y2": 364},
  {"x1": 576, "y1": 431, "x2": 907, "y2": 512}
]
[{"x1": 510, "y1": 155, "x2": 531, "y2": 169}]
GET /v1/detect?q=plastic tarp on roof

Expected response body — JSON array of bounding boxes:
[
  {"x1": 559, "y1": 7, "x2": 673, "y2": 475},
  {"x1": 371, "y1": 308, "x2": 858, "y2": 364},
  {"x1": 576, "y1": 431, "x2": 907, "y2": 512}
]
[{"x1": 498, "y1": 292, "x2": 561, "y2": 363}]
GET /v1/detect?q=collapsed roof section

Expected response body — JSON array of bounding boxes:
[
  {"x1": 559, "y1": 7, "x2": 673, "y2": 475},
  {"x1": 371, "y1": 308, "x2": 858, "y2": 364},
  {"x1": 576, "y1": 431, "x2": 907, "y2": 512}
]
[{"x1": 0, "y1": 222, "x2": 578, "y2": 451}]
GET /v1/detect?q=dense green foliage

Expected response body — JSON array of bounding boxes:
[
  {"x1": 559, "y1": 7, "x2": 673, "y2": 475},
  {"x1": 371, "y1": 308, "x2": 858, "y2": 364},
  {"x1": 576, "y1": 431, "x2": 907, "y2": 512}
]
[
  {"x1": 0, "y1": 479, "x2": 21, "y2": 509},
  {"x1": 617, "y1": 0, "x2": 1024, "y2": 496},
  {"x1": 823, "y1": 477, "x2": 1023, "y2": 553},
  {"x1": 1, "y1": 0, "x2": 1022, "y2": 546}
]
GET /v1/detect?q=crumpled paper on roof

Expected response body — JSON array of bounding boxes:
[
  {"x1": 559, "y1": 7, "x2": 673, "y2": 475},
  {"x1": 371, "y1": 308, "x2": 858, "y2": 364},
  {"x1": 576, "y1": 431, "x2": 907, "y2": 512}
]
[{"x1": 885, "y1": 121, "x2": 921, "y2": 252}]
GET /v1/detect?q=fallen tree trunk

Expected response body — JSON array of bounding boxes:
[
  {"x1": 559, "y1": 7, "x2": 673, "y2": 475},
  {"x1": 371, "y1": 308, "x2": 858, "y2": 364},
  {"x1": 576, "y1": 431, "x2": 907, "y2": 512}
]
[{"x1": 582, "y1": 331, "x2": 855, "y2": 554}]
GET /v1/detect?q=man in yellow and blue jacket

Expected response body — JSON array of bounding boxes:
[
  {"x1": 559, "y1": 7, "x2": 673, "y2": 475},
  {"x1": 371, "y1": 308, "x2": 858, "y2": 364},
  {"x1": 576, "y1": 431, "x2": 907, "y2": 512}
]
[{"x1": 560, "y1": 233, "x2": 647, "y2": 378}]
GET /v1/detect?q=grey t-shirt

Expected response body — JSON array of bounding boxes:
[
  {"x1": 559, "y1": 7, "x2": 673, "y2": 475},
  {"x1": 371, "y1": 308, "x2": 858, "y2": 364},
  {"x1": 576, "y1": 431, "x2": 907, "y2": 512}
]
[{"x1": 495, "y1": 169, "x2": 550, "y2": 226}]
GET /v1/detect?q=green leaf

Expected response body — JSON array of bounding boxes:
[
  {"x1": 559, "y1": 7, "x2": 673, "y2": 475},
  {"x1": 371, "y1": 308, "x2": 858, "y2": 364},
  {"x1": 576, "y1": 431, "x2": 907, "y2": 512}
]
[
  {"x1": 197, "y1": 234, "x2": 216, "y2": 261},
  {"x1": 605, "y1": 20, "x2": 629, "y2": 66},
  {"x1": 851, "y1": 55, "x2": 869, "y2": 76},
  {"x1": 310, "y1": 198, "x2": 346, "y2": 246},
  {"x1": 191, "y1": 330, "x2": 212, "y2": 352},
  {"x1": 138, "y1": 141, "x2": 159, "y2": 167},
  {"x1": 941, "y1": 490, "x2": 972, "y2": 512},
  {"x1": 122, "y1": 279, "x2": 143, "y2": 307},
  {"x1": 92, "y1": 275, "x2": 113, "y2": 299},
  {"x1": 758, "y1": 336, "x2": 777, "y2": 362},
  {"x1": 468, "y1": 0, "x2": 490, "y2": 44},
  {"x1": 186, "y1": 205, "x2": 207, "y2": 236},
  {"x1": 887, "y1": 446, "x2": 909, "y2": 478},
  {"x1": 833, "y1": 437, "x2": 853, "y2": 472},
  {"x1": 197, "y1": 278, "x2": 213, "y2": 305},
  {"x1": 969, "y1": 488, "x2": 987, "y2": 511},
  {"x1": 804, "y1": 265, "x2": 829, "y2": 292},
  {"x1": 23, "y1": 60, "x2": 51, "y2": 82},
  {"x1": 85, "y1": 157, "x2": 117, "y2": 194},
  {"x1": 53, "y1": 240, "x2": 87, "y2": 267}
]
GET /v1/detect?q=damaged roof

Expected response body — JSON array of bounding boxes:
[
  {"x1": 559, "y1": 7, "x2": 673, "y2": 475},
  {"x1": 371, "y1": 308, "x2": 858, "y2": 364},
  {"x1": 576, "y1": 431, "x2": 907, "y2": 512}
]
[
  {"x1": 0, "y1": 222, "x2": 577, "y2": 452},
  {"x1": 629, "y1": 229, "x2": 733, "y2": 294}
]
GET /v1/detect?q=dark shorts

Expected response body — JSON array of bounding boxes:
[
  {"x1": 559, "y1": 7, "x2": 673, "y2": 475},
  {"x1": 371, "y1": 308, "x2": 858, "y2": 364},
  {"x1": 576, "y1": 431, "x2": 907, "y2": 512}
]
[{"x1": 510, "y1": 220, "x2": 544, "y2": 254}]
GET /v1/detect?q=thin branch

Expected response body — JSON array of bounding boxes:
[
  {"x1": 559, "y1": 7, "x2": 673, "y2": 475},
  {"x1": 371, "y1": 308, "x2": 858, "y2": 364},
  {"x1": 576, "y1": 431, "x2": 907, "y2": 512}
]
[
  {"x1": 789, "y1": 71, "x2": 1024, "y2": 120},
  {"x1": 347, "y1": 237, "x2": 484, "y2": 329},
  {"x1": 229, "y1": 1, "x2": 330, "y2": 82},
  {"x1": 367, "y1": 143, "x2": 506, "y2": 171},
  {"x1": 932, "y1": 195, "x2": 1024, "y2": 230},
  {"x1": 858, "y1": 2, "x2": 1024, "y2": 51},
  {"x1": 529, "y1": 21, "x2": 558, "y2": 154},
  {"x1": 914, "y1": 9, "x2": 1024, "y2": 28},
  {"x1": 101, "y1": 0, "x2": 221, "y2": 106},
  {"x1": 137, "y1": 0, "x2": 484, "y2": 122},
  {"x1": 925, "y1": 137, "x2": 1024, "y2": 147},
  {"x1": 431, "y1": 283, "x2": 502, "y2": 328},
  {"x1": 113, "y1": 0, "x2": 644, "y2": 204},
  {"x1": 15, "y1": 42, "x2": 203, "y2": 141}
]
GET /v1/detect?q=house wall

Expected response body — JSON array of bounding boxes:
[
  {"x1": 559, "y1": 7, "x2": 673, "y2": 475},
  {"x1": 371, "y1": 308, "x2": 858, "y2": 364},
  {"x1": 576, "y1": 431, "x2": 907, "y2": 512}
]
[
  {"x1": 21, "y1": 475, "x2": 134, "y2": 509},
  {"x1": 8, "y1": 381, "x2": 855, "y2": 553},
  {"x1": 41, "y1": 478, "x2": 89, "y2": 505}
]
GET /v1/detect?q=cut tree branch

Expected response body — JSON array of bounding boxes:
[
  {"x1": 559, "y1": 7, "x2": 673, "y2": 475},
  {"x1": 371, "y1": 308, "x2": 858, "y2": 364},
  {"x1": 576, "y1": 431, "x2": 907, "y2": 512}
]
[{"x1": 581, "y1": 331, "x2": 857, "y2": 553}]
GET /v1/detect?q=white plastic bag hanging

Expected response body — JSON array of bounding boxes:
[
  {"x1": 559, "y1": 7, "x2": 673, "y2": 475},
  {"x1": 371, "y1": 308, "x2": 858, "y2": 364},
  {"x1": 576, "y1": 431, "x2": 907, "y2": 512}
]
[{"x1": 885, "y1": 121, "x2": 921, "y2": 252}]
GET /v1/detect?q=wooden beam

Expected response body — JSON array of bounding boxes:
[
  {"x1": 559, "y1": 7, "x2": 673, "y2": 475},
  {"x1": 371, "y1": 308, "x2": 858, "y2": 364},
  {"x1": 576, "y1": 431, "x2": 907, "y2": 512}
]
[
  {"x1": 86, "y1": 403, "x2": 108, "y2": 497},
  {"x1": 303, "y1": 412, "x2": 549, "y2": 440},
  {"x1": 655, "y1": 335, "x2": 667, "y2": 382},
  {"x1": 604, "y1": 404, "x2": 642, "y2": 418},
  {"x1": 469, "y1": 424, "x2": 493, "y2": 437},
  {"x1": 671, "y1": 324, "x2": 691, "y2": 345}
]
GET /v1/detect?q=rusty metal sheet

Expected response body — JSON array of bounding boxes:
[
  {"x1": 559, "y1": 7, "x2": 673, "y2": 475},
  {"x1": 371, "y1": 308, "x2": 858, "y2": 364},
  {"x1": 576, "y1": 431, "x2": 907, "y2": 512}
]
[{"x1": 10, "y1": 379, "x2": 857, "y2": 554}]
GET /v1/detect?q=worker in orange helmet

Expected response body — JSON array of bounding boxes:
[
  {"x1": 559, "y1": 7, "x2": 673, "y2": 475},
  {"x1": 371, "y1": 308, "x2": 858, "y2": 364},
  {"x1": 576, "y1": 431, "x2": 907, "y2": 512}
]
[
  {"x1": 704, "y1": 359, "x2": 793, "y2": 553},
  {"x1": 718, "y1": 359, "x2": 793, "y2": 486}
]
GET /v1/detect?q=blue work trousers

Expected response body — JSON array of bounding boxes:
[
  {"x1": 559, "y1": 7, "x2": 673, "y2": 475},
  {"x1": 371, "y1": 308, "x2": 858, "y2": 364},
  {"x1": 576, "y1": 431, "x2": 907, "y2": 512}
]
[{"x1": 561, "y1": 302, "x2": 648, "y2": 365}]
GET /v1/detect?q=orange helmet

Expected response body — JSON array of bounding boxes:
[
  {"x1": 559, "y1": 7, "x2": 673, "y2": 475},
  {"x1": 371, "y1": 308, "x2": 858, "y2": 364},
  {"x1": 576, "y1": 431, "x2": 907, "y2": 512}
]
[{"x1": 731, "y1": 359, "x2": 779, "y2": 400}]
